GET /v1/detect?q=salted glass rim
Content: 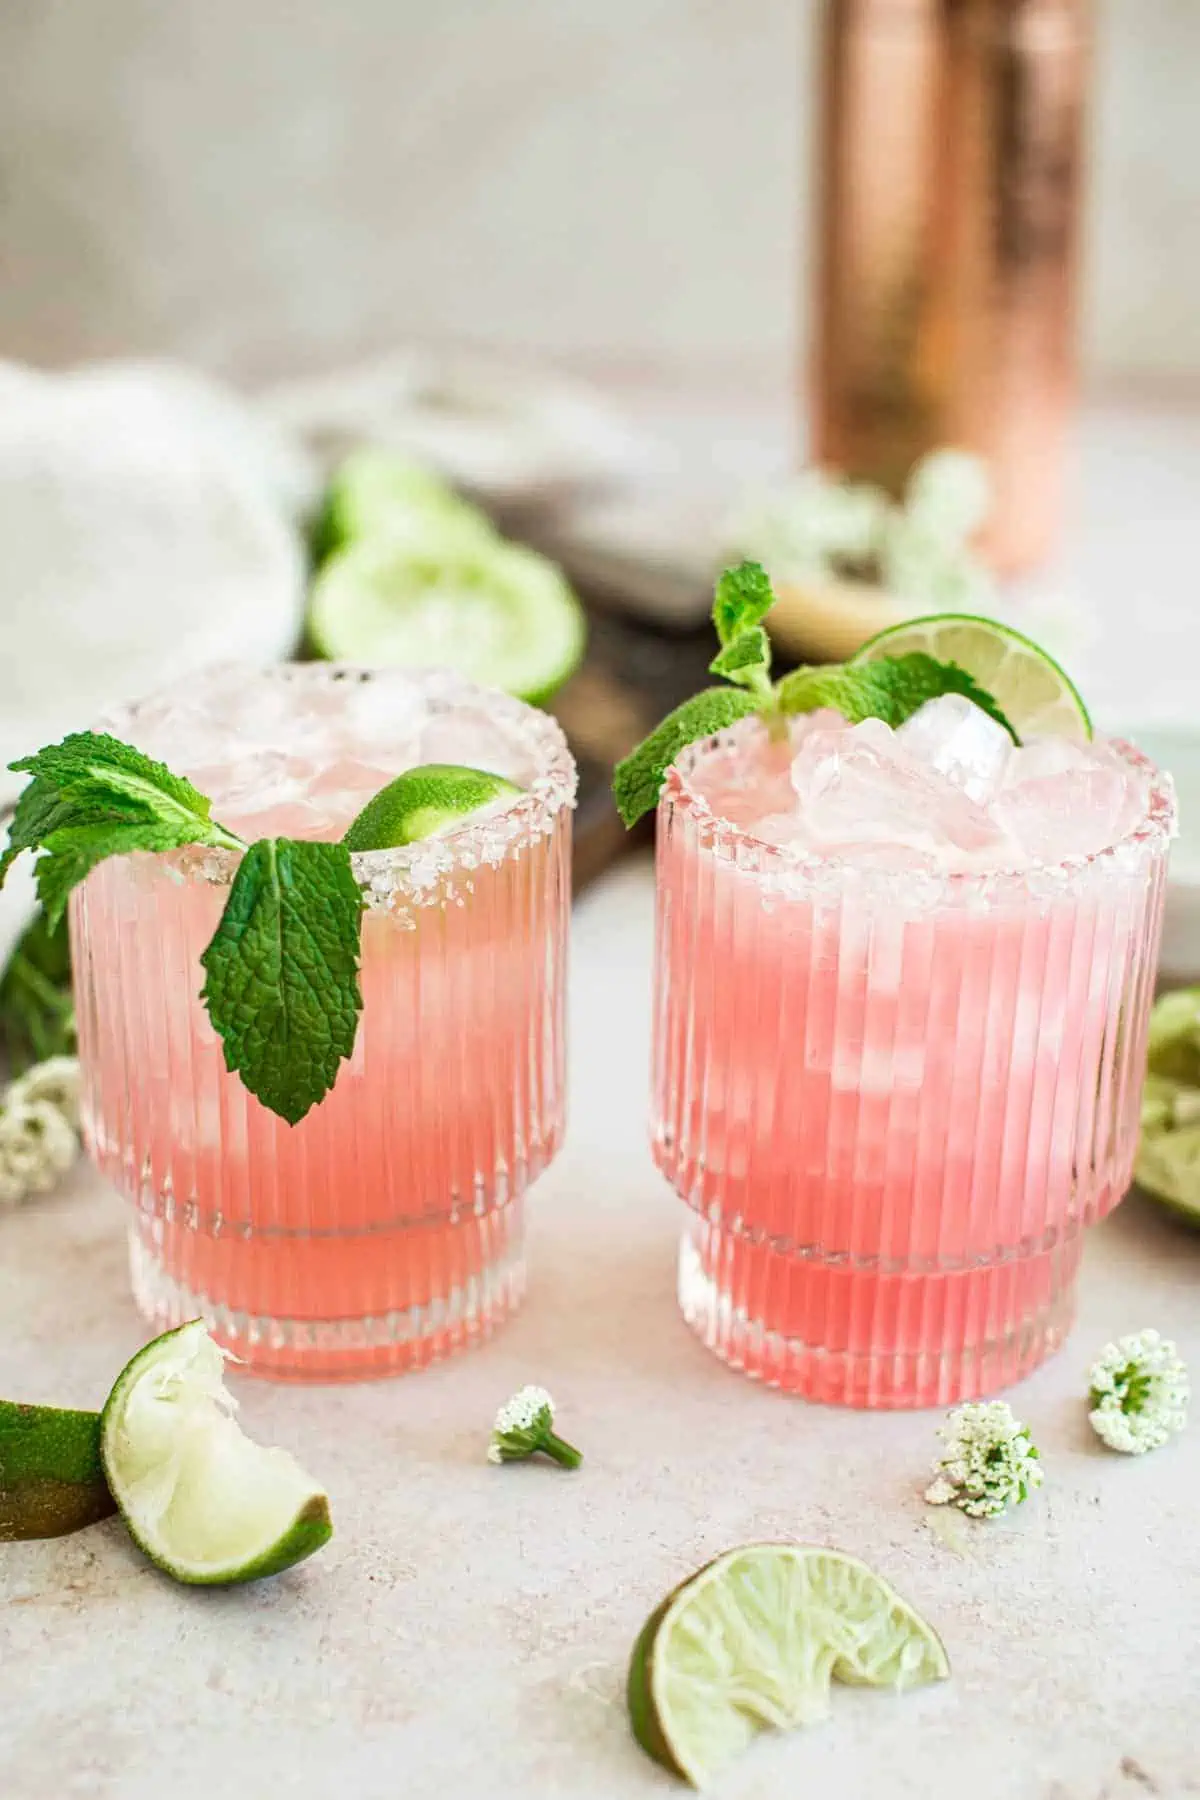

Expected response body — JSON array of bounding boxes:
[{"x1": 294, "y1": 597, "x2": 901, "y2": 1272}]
[
  {"x1": 661, "y1": 713, "x2": 1176, "y2": 904},
  {"x1": 100, "y1": 662, "x2": 577, "y2": 896}
]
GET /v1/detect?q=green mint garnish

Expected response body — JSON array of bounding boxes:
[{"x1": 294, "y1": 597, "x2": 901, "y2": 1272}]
[
  {"x1": 0, "y1": 908, "x2": 76, "y2": 1074},
  {"x1": 611, "y1": 560, "x2": 1016, "y2": 826},
  {"x1": 1, "y1": 733, "x2": 244, "y2": 924},
  {"x1": 200, "y1": 838, "x2": 363, "y2": 1126},
  {"x1": 776, "y1": 654, "x2": 1017, "y2": 741},
  {"x1": 613, "y1": 688, "x2": 759, "y2": 829},
  {"x1": 712, "y1": 559, "x2": 776, "y2": 647},
  {"x1": 2, "y1": 734, "x2": 367, "y2": 1126}
]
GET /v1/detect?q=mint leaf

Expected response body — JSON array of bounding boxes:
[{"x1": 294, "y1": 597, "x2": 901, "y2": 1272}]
[
  {"x1": 712, "y1": 561, "x2": 776, "y2": 648},
  {"x1": 200, "y1": 838, "x2": 364, "y2": 1125},
  {"x1": 613, "y1": 688, "x2": 759, "y2": 827},
  {"x1": 775, "y1": 653, "x2": 1017, "y2": 741},
  {"x1": 709, "y1": 625, "x2": 772, "y2": 692},
  {"x1": 2, "y1": 732, "x2": 243, "y2": 920},
  {"x1": 0, "y1": 907, "x2": 75, "y2": 1074}
]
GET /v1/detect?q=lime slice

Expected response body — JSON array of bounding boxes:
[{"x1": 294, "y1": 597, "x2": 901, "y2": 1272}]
[
  {"x1": 853, "y1": 614, "x2": 1092, "y2": 742},
  {"x1": 308, "y1": 537, "x2": 585, "y2": 706},
  {"x1": 628, "y1": 1544, "x2": 949, "y2": 1789},
  {"x1": 100, "y1": 1321, "x2": 332, "y2": 1586},
  {"x1": 315, "y1": 448, "x2": 496, "y2": 560},
  {"x1": 343, "y1": 763, "x2": 521, "y2": 851},
  {"x1": 0, "y1": 1399, "x2": 116, "y2": 1541}
]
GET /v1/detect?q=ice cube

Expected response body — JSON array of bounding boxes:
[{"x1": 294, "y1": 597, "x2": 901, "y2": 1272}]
[
  {"x1": 992, "y1": 738, "x2": 1139, "y2": 862},
  {"x1": 792, "y1": 718, "x2": 1009, "y2": 861},
  {"x1": 340, "y1": 676, "x2": 429, "y2": 752},
  {"x1": 895, "y1": 694, "x2": 1013, "y2": 802},
  {"x1": 420, "y1": 711, "x2": 532, "y2": 785}
]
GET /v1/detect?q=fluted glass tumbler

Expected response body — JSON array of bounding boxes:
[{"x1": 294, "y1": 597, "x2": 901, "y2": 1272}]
[
  {"x1": 652, "y1": 729, "x2": 1173, "y2": 1409},
  {"x1": 71, "y1": 665, "x2": 576, "y2": 1379}
]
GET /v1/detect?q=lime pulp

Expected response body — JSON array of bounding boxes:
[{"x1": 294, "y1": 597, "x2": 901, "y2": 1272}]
[
  {"x1": 100, "y1": 1321, "x2": 332, "y2": 1586},
  {"x1": 628, "y1": 1543, "x2": 949, "y2": 1789}
]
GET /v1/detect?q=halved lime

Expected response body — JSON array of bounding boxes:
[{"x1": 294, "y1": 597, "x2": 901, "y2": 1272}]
[
  {"x1": 628, "y1": 1544, "x2": 949, "y2": 1789},
  {"x1": 315, "y1": 448, "x2": 496, "y2": 560},
  {"x1": 853, "y1": 614, "x2": 1092, "y2": 742},
  {"x1": 343, "y1": 763, "x2": 521, "y2": 851},
  {"x1": 308, "y1": 537, "x2": 585, "y2": 706},
  {"x1": 0, "y1": 1399, "x2": 115, "y2": 1540},
  {"x1": 100, "y1": 1321, "x2": 332, "y2": 1586}
]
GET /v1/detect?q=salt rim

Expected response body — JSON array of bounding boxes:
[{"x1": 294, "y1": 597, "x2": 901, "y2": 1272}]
[
  {"x1": 100, "y1": 663, "x2": 578, "y2": 910},
  {"x1": 662, "y1": 713, "x2": 1177, "y2": 911}
]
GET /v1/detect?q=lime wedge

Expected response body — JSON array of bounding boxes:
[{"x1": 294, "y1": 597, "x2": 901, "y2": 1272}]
[
  {"x1": 308, "y1": 537, "x2": 585, "y2": 706},
  {"x1": 628, "y1": 1544, "x2": 949, "y2": 1789},
  {"x1": 316, "y1": 448, "x2": 496, "y2": 560},
  {"x1": 0, "y1": 1399, "x2": 116, "y2": 1541},
  {"x1": 100, "y1": 1321, "x2": 332, "y2": 1586},
  {"x1": 343, "y1": 763, "x2": 521, "y2": 851},
  {"x1": 853, "y1": 614, "x2": 1092, "y2": 742}
]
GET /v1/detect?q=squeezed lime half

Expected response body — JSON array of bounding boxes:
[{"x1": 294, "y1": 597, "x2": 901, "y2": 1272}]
[
  {"x1": 628, "y1": 1543, "x2": 949, "y2": 1789},
  {"x1": 100, "y1": 1321, "x2": 332, "y2": 1586}
]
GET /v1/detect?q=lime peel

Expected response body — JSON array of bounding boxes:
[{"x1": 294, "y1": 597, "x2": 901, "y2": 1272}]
[
  {"x1": 627, "y1": 1543, "x2": 949, "y2": 1789},
  {"x1": 0, "y1": 1399, "x2": 116, "y2": 1541},
  {"x1": 100, "y1": 1321, "x2": 332, "y2": 1586},
  {"x1": 343, "y1": 764, "x2": 522, "y2": 852}
]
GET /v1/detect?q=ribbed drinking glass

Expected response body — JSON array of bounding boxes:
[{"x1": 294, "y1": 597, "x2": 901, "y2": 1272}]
[
  {"x1": 70, "y1": 665, "x2": 576, "y2": 1379},
  {"x1": 652, "y1": 722, "x2": 1173, "y2": 1408}
]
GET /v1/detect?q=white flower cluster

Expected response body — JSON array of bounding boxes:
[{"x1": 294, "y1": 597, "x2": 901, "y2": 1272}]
[
  {"x1": 925, "y1": 1400, "x2": 1043, "y2": 1519},
  {"x1": 724, "y1": 449, "x2": 996, "y2": 612},
  {"x1": 1088, "y1": 1330, "x2": 1189, "y2": 1456},
  {"x1": 488, "y1": 1384, "x2": 555, "y2": 1461},
  {"x1": 0, "y1": 1055, "x2": 82, "y2": 1207}
]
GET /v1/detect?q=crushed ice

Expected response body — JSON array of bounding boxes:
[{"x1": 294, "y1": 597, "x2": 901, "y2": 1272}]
[{"x1": 697, "y1": 696, "x2": 1153, "y2": 874}]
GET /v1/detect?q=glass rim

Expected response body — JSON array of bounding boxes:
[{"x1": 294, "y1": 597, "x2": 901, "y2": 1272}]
[
  {"x1": 103, "y1": 662, "x2": 578, "y2": 901},
  {"x1": 661, "y1": 716, "x2": 1177, "y2": 904}
]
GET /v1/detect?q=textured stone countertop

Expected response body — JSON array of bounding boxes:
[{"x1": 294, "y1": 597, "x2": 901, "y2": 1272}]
[{"x1": 2, "y1": 855, "x2": 1199, "y2": 1800}]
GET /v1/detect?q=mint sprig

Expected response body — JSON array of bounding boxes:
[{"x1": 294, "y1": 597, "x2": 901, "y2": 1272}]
[
  {"x1": 1, "y1": 734, "x2": 244, "y2": 925},
  {"x1": 611, "y1": 561, "x2": 1017, "y2": 826},
  {"x1": 613, "y1": 689, "x2": 759, "y2": 828},
  {"x1": 200, "y1": 839, "x2": 363, "y2": 1126},
  {"x1": 2, "y1": 733, "x2": 365, "y2": 1125}
]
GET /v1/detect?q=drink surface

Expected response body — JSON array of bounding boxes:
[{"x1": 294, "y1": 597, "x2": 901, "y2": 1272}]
[
  {"x1": 71, "y1": 665, "x2": 576, "y2": 1378},
  {"x1": 653, "y1": 703, "x2": 1173, "y2": 1407}
]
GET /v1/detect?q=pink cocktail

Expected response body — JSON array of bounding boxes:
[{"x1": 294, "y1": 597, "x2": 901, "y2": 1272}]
[
  {"x1": 71, "y1": 665, "x2": 576, "y2": 1379},
  {"x1": 653, "y1": 707, "x2": 1173, "y2": 1408}
]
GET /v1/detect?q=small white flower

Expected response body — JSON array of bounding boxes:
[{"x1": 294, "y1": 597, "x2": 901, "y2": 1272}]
[
  {"x1": 0, "y1": 1098, "x2": 79, "y2": 1207},
  {"x1": 488, "y1": 1384, "x2": 581, "y2": 1470},
  {"x1": 1088, "y1": 1330, "x2": 1188, "y2": 1455},
  {"x1": 493, "y1": 1384, "x2": 555, "y2": 1437},
  {"x1": 6, "y1": 1055, "x2": 82, "y2": 1132},
  {"x1": 925, "y1": 1401, "x2": 1043, "y2": 1519}
]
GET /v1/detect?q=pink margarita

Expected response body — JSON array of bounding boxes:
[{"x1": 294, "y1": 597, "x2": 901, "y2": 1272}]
[
  {"x1": 71, "y1": 665, "x2": 576, "y2": 1379},
  {"x1": 653, "y1": 699, "x2": 1173, "y2": 1408}
]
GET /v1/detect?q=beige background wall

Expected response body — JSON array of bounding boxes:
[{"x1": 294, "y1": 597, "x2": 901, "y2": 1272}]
[{"x1": 0, "y1": 0, "x2": 1195, "y2": 391}]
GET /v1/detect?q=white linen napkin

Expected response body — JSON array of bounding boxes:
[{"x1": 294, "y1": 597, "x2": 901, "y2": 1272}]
[{"x1": 0, "y1": 358, "x2": 313, "y2": 969}]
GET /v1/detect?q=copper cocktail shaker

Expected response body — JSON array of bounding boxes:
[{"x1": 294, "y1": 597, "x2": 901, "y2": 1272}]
[{"x1": 810, "y1": 0, "x2": 1091, "y2": 572}]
